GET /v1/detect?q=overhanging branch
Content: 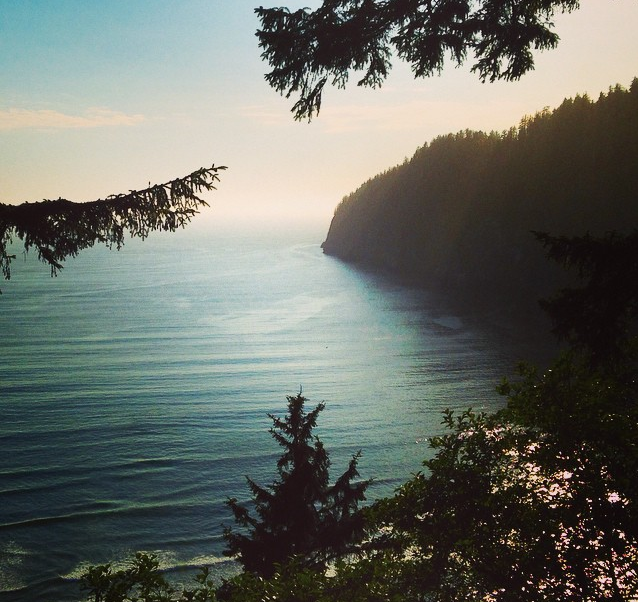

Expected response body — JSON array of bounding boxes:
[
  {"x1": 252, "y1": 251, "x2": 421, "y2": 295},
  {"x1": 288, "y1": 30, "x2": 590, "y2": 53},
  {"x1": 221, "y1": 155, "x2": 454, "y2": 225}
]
[{"x1": 0, "y1": 164, "x2": 226, "y2": 290}]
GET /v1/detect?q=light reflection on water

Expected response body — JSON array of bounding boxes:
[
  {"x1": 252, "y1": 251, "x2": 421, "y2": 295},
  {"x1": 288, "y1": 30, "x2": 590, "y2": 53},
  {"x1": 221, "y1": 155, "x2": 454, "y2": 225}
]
[{"x1": 0, "y1": 221, "x2": 552, "y2": 601}]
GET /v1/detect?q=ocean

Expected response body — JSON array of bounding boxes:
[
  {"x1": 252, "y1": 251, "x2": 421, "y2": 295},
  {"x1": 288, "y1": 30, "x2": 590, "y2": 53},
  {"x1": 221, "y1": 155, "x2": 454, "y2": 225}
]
[{"x1": 0, "y1": 217, "x2": 551, "y2": 601}]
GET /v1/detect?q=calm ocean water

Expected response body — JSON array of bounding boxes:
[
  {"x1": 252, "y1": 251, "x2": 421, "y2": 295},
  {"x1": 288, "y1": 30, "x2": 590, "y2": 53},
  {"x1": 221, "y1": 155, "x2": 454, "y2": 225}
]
[{"x1": 0, "y1": 218, "x2": 551, "y2": 601}]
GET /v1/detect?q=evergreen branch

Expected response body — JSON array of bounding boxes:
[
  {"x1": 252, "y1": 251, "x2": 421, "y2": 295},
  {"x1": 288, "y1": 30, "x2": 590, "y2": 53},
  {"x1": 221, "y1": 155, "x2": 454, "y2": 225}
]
[
  {"x1": 0, "y1": 164, "x2": 226, "y2": 290},
  {"x1": 256, "y1": 1, "x2": 580, "y2": 120}
]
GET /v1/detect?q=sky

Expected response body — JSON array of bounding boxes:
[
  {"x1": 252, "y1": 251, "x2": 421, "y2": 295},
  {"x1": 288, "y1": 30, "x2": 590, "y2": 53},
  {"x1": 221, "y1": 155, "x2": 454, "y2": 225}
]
[{"x1": 1, "y1": 0, "x2": 637, "y2": 231}]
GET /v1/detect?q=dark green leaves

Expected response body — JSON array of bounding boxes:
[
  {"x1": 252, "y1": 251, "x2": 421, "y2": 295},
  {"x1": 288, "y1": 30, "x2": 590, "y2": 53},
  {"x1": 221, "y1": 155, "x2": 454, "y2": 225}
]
[{"x1": 80, "y1": 553, "x2": 176, "y2": 602}]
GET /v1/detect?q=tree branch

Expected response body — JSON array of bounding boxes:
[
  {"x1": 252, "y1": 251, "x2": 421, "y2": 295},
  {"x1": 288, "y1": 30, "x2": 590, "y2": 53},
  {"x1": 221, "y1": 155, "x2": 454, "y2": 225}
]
[
  {"x1": 256, "y1": 0, "x2": 580, "y2": 120},
  {"x1": 0, "y1": 164, "x2": 226, "y2": 290}
]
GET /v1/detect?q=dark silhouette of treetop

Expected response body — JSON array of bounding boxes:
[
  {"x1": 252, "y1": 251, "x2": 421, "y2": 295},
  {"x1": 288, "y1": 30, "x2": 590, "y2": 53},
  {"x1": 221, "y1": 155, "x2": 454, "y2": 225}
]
[
  {"x1": 223, "y1": 391, "x2": 370, "y2": 577},
  {"x1": 534, "y1": 229, "x2": 638, "y2": 366},
  {"x1": 0, "y1": 164, "x2": 226, "y2": 291},
  {"x1": 256, "y1": 0, "x2": 580, "y2": 119}
]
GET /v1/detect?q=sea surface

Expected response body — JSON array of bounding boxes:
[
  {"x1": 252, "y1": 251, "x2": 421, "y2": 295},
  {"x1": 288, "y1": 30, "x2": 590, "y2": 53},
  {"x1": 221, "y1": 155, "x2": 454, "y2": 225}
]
[{"x1": 0, "y1": 218, "x2": 552, "y2": 601}]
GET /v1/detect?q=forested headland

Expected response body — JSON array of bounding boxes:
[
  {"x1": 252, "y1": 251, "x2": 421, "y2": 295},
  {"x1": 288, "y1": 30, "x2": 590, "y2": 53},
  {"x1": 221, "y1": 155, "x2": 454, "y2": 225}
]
[{"x1": 322, "y1": 79, "x2": 638, "y2": 321}]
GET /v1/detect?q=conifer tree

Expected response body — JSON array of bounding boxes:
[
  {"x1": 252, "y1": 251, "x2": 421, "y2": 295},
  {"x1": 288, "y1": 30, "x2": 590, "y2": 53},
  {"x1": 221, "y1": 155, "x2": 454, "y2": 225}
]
[{"x1": 223, "y1": 392, "x2": 369, "y2": 577}]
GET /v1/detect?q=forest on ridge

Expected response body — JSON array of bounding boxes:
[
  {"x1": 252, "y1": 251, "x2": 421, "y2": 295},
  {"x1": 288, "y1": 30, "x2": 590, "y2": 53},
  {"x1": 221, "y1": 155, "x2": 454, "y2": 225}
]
[{"x1": 322, "y1": 79, "x2": 638, "y2": 319}]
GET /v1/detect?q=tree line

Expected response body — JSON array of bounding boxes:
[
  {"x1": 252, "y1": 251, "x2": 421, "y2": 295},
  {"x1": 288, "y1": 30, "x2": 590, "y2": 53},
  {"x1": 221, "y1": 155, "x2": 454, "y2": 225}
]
[{"x1": 322, "y1": 79, "x2": 638, "y2": 318}]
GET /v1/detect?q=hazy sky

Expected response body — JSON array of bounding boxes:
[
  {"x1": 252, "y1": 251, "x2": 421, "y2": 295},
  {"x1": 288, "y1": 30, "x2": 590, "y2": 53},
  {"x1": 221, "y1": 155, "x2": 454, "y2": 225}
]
[{"x1": 1, "y1": 0, "x2": 637, "y2": 229}]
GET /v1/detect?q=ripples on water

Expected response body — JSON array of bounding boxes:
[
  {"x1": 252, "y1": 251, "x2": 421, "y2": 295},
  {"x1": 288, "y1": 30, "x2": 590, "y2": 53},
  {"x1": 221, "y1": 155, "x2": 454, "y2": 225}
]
[{"x1": 0, "y1": 219, "x2": 551, "y2": 601}]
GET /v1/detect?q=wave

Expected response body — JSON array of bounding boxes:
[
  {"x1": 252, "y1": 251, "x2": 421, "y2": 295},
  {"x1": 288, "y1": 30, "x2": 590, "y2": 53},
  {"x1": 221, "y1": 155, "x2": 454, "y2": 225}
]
[
  {"x1": 60, "y1": 549, "x2": 237, "y2": 583},
  {"x1": 0, "y1": 541, "x2": 29, "y2": 594},
  {"x1": 0, "y1": 457, "x2": 180, "y2": 489},
  {"x1": 0, "y1": 477, "x2": 91, "y2": 498},
  {"x1": 0, "y1": 500, "x2": 211, "y2": 532}
]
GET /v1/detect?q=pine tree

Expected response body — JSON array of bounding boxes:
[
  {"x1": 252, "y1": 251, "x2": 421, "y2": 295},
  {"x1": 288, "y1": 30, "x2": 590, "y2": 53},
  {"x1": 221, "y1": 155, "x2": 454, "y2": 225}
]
[{"x1": 223, "y1": 392, "x2": 370, "y2": 577}]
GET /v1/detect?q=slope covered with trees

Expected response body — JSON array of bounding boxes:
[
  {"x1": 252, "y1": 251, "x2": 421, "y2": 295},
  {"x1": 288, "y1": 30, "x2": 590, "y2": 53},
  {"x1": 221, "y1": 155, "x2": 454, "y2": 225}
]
[{"x1": 322, "y1": 80, "x2": 638, "y2": 317}]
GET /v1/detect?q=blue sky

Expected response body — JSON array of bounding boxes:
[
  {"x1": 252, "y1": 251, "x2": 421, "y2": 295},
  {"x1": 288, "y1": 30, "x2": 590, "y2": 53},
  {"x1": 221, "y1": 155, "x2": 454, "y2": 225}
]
[{"x1": 1, "y1": 0, "x2": 637, "y2": 228}]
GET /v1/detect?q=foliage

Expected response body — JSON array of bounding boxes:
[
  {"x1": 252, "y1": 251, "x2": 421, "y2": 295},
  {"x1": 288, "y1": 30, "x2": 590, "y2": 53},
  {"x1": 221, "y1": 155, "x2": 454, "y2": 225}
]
[
  {"x1": 223, "y1": 392, "x2": 370, "y2": 577},
  {"x1": 534, "y1": 229, "x2": 638, "y2": 365},
  {"x1": 364, "y1": 359, "x2": 638, "y2": 601},
  {"x1": 218, "y1": 555, "x2": 409, "y2": 602},
  {"x1": 256, "y1": 0, "x2": 580, "y2": 119},
  {"x1": 0, "y1": 164, "x2": 226, "y2": 290},
  {"x1": 80, "y1": 552, "x2": 218, "y2": 602},
  {"x1": 218, "y1": 560, "x2": 330, "y2": 602}
]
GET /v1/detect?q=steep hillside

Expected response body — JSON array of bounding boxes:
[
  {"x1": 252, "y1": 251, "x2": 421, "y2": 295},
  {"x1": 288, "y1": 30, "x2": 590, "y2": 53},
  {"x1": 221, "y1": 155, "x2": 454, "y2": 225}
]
[{"x1": 322, "y1": 80, "x2": 638, "y2": 318}]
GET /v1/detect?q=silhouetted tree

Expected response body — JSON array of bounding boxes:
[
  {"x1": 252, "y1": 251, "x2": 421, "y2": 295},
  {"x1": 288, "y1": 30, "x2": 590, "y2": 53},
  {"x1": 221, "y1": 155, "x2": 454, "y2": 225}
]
[
  {"x1": 0, "y1": 164, "x2": 226, "y2": 291},
  {"x1": 256, "y1": 0, "x2": 581, "y2": 119},
  {"x1": 223, "y1": 391, "x2": 370, "y2": 577},
  {"x1": 357, "y1": 228, "x2": 638, "y2": 601},
  {"x1": 534, "y1": 229, "x2": 638, "y2": 367}
]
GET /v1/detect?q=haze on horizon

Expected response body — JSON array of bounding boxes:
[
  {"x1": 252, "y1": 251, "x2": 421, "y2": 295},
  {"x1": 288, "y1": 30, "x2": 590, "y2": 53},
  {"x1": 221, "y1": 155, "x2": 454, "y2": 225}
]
[{"x1": 1, "y1": 0, "x2": 637, "y2": 229}]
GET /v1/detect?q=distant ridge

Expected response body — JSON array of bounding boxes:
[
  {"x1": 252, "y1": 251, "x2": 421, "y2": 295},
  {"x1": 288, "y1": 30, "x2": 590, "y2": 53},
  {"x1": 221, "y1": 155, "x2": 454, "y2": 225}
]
[{"x1": 322, "y1": 79, "x2": 638, "y2": 321}]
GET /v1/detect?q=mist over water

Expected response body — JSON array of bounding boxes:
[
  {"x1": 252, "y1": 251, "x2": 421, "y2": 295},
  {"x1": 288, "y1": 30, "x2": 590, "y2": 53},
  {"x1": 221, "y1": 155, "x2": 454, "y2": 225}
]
[{"x1": 0, "y1": 219, "x2": 550, "y2": 601}]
